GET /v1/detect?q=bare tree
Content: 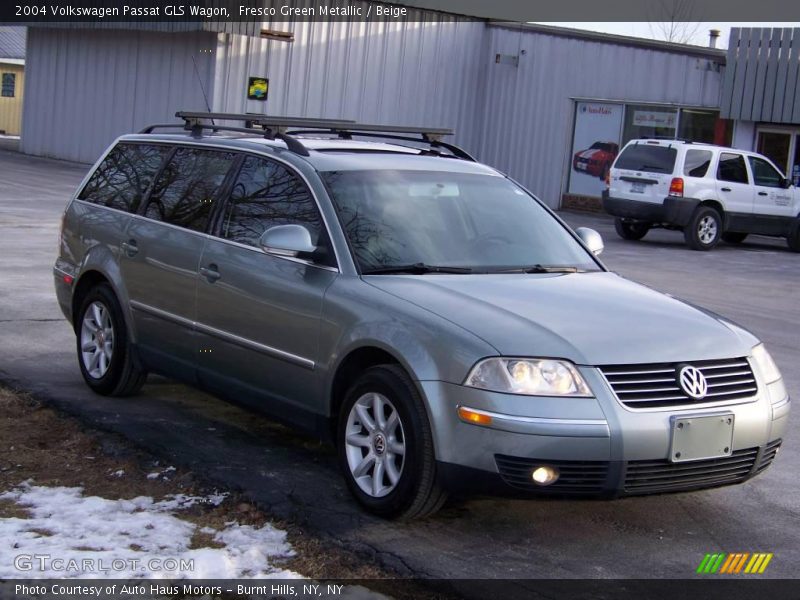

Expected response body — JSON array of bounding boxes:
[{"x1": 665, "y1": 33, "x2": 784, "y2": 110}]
[{"x1": 648, "y1": 0, "x2": 704, "y2": 45}]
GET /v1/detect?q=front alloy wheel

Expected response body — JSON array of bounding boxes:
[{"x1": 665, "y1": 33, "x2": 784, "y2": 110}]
[{"x1": 344, "y1": 392, "x2": 406, "y2": 498}]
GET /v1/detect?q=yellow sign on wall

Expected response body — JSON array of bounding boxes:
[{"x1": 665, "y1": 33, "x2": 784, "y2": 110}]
[{"x1": 247, "y1": 77, "x2": 269, "y2": 101}]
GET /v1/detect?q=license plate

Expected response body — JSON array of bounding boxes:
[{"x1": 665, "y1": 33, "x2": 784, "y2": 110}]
[
  {"x1": 630, "y1": 182, "x2": 646, "y2": 193},
  {"x1": 670, "y1": 414, "x2": 734, "y2": 463}
]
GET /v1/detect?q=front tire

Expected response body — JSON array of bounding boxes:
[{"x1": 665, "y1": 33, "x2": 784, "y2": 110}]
[
  {"x1": 337, "y1": 365, "x2": 446, "y2": 520},
  {"x1": 76, "y1": 283, "x2": 146, "y2": 396},
  {"x1": 614, "y1": 218, "x2": 651, "y2": 241},
  {"x1": 684, "y1": 206, "x2": 722, "y2": 251}
]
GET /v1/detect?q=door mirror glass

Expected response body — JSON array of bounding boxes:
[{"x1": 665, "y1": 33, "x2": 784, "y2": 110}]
[
  {"x1": 575, "y1": 227, "x2": 604, "y2": 256},
  {"x1": 259, "y1": 224, "x2": 317, "y2": 258}
]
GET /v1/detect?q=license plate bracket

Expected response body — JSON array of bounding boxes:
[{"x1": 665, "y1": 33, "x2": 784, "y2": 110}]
[
  {"x1": 669, "y1": 413, "x2": 735, "y2": 463},
  {"x1": 630, "y1": 182, "x2": 646, "y2": 193}
]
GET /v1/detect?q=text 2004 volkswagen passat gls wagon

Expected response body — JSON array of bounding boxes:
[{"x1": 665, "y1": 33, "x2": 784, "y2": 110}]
[{"x1": 54, "y1": 115, "x2": 789, "y2": 519}]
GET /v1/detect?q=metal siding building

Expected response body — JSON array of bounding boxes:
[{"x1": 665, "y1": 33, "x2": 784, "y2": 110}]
[
  {"x1": 21, "y1": 19, "x2": 729, "y2": 207},
  {"x1": 0, "y1": 26, "x2": 26, "y2": 136}
]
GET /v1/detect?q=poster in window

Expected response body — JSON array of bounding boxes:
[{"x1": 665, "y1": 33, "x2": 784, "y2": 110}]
[
  {"x1": 247, "y1": 77, "x2": 269, "y2": 101},
  {"x1": 568, "y1": 102, "x2": 623, "y2": 197}
]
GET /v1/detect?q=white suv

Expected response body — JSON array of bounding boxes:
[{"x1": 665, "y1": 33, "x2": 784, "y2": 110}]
[{"x1": 602, "y1": 139, "x2": 800, "y2": 251}]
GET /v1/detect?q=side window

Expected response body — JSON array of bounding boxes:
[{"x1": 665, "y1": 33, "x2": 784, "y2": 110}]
[
  {"x1": 716, "y1": 153, "x2": 749, "y2": 184},
  {"x1": 683, "y1": 149, "x2": 713, "y2": 178},
  {"x1": 1, "y1": 73, "x2": 15, "y2": 97},
  {"x1": 78, "y1": 143, "x2": 169, "y2": 213},
  {"x1": 748, "y1": 156, "x2": 783, "y2": 188},
  {"x1": 221, "y1": 156, "x2": 330, "y2": 259},
  {"x1": 144, "y1": 147, "x2": 235, "y2": 232}
]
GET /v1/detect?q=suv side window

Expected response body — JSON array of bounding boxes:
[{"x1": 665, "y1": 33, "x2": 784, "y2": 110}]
[
  {"x1": 716, "y1": 152, "x2": 749, "y2": 184},
  {"x1": 683, "y1": 149, "x2": 713, "y2": 178},
  {"x1": 221, "y1": 156, "x2": 332, "y2": 263},
  {"x1": 748, "y1": 156, "x2": 784, "y2": 187},
  {"x1": 79, "y1": 143, "x2": 169, "y2": 213},
  {"x1": 144, "y1": 147, "x2": 236, "y2": 232}
]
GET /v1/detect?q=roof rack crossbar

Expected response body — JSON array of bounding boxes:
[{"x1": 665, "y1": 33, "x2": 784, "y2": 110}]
[{"x1": 137, "y1": 123, "x2": 312, "y2": 156}]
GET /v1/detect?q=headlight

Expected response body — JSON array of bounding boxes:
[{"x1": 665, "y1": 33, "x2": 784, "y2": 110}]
[
  {"x1": 751, "y1": 343, "x2": 782, "y2": 384},
  {"x1": 464, "y1": 358, "x2": 592, "y2": 397}
]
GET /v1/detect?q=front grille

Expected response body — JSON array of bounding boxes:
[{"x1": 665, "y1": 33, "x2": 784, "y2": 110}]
[
  {"x1": 599, "y1": 357, "x2": 757, "y2": 409},
  {"x1": 495, "y1": 455, "x2": 609, "y2": 494},
  {"x1": 624, "y1": 447, "x2": 758, "y2": 494}
]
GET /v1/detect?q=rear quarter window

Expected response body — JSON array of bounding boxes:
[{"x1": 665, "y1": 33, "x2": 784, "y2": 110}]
[
  {"x1": 614, "y1": 144, "x2": 678, "y2": 174},
  {"x1": 79, "y1": 143, "x2": 169, "y2": 213},
  {"x1": 683, "y1": 149, "x2": 713, "y2": 178}
]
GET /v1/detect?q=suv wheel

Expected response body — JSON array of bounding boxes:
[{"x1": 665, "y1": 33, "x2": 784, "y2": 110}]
[
  {"x1": 614, "y1": 218, "x2": 651, "y2": 241},
  {"x1": 76, "y1": 284, "x2": 147, "y2": 396},
  {"x1": 684, "y1": 206, "x2": 722, "y2": 251},
  {"x1": 722, "y1": 232, "x2": 748, "y2": 244},
  {"x1": 787, "y1": 219, "x2": 800, "y2": 252},
  {"x1": 338, "y1": 365, "x2": 446, "y2": 519}
]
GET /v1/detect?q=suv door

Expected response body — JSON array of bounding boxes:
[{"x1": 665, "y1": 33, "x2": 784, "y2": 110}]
[
  {"x1": 195, "y1": 155, "x2": 338, "y2": 422},
  {"x1": 120, "y1": 146, "x2": 237, "y2": 380},
  {"x1": 715, "y1": 152, "x2": 752, "y2": 217},
  {"x1": 747, "y1": 155, "x2": 795, "y2": 235}
]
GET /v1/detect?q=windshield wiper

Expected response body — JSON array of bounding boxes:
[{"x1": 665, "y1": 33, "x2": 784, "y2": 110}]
[
  {"x1": 496, "y1": 264, "x2": 580, "y2": 274},
  {"x1": 361, "y1": 263, "x2": 473, "y2": 275}
]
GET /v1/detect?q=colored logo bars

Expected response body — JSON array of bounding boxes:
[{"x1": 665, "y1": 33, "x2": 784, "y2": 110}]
[{"x1": 697, "y1": 552, "x2": 773, "y2": 574}]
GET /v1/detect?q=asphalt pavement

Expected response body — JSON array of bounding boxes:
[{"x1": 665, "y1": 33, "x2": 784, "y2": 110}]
[{"x1": 0, "y1": 147, "x2": 797, "y2": 588}]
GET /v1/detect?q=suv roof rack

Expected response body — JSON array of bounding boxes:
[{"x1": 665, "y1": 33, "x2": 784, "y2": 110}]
[{"x1": 139, "y1": 111, "x2": 475, "y2": 161}]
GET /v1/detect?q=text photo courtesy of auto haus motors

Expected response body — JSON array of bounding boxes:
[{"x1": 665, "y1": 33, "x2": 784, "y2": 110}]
[{"x1": 0, "y1": 1, "x2": 798, "y2": 597}]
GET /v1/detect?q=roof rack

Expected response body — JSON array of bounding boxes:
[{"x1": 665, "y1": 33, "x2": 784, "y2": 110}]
[{"x1": 139, "y1": 111, "x2": 475, "y2": 161}]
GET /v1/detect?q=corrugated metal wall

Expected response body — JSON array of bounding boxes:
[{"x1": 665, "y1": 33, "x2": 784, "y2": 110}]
[
  {"x1": 475, "y1": 25, "x2": 724, "y2": 206},
  {"x1": 21, "y1": 28, "x2": 216, "y2": 163},
  {"x1": 212, "y1": 19, "x2": 487, "y2": 152}
]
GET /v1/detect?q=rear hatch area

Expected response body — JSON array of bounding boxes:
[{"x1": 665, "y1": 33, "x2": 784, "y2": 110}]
[{"x1": 609, "y1": 141, "x2": 678, "y2": 205}]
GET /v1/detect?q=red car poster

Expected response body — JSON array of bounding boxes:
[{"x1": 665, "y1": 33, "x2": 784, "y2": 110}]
[{"x1": 568, "y1": 102, "x2": 623, "y2": 197}]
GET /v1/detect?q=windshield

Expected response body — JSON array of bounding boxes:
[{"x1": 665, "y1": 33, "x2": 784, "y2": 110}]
[{"x1": 322, "y1": 170, "x2": 601, "y2": 273}]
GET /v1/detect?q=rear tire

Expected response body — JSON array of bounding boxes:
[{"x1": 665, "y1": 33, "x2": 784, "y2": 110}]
[
  {"x1": 76, "y1": 283, "x2": 147, "y2": 396},
  {"x1": 722, "y1": 232, "x2": 748, "y2": 244},
  {"x1": 337, "y1": 365, "x2": 447, "y2": 520},
  {"x1": 614, "y1": 218, "x2": 651, "y2": 241},
  {"x1": 787, "y1": 219, "x2": 800, "y2": 252},
  {"x1": 684, "y1": 206, "x2": 722, "y2": 251}
]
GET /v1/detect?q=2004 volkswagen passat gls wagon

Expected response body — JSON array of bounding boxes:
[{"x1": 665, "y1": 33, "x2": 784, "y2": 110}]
[{"x1": 55, "y1": 113, "x2": 789, "y2": 519}]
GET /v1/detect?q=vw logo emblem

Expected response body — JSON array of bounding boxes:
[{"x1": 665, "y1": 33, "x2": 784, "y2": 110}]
[{"x1": 678, "y1": 365, "x2": 708, "y2": 399}]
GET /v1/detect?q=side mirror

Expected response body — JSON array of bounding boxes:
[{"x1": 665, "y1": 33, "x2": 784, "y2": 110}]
[
  {"x1": 782, "y1": 177, "x2": 793, "y2": 189},
  {"x1": 575, "y1": 227, "x2": 604, "y2": 256},
  {"x1": 259, "y1": 224, "x2": 316, "y2": 258}
]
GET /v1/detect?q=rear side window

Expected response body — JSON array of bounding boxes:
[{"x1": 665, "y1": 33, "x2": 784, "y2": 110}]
[
  {"x1": 683, "y1": 149, "x2": 713, "y2": 178},
  {"x1": 614, "y1": 144, "x2": 677, "y2": 174},
  {"x1": 221, "y1": 156, "x2": 325, "y2": 248},
  {"x1": 717, "y1": 153, "x2": 749, "y2": 184},
  {"x1": 748, "y1": 156, "x2": 783, "y2": 187},
  {"x1": 144, "y1": 148, "x2": 236, "y2": 232},
  {"x1": 79, "y1": 143, "x2": 169, "y2": 213}
]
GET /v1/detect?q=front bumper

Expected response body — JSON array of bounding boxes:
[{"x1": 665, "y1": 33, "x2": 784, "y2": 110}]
[
  {"x1": 602, "y1": 192, "x2": 699, "y2": 227},
  {"x1": 421, "y1": 367, "x2": 789, "y2": 498}
]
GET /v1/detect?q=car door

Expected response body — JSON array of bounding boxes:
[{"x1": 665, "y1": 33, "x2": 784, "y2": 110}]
[
  {"x1": 195, "y1": 154, "x2": 338, "y2": 424},
  {"x1": 120, "y1": 146, "x2": 237, "y2": 381},
  {"x1": 747, "y1": 155, "x2": 795, "y2": 235},
  {"x1": 715, "y1": 152, "x2": 752, "y2": 218}
]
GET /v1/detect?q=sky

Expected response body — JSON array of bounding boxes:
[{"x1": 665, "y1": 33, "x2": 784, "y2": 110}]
[{"x1": 534, "y1": 23, "x2": 800, "y2": 48}]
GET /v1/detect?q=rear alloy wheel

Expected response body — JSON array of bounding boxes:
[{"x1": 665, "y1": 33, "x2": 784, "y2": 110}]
[
  {"x1": 76, "y1": 284, "x2": 147, "y2": 396},
  {"x1": 722, "y1": 232, "x2": 748, "y2": 244},
  {"x1": 614, "y1": 218, "x2": 651, "y2": 241},
  {"x1": 684, "y1": 206, "x2": 722, "y2": 251},
  {"x1": 338, "y1": 365, "x2": 446, "y2": 519}
]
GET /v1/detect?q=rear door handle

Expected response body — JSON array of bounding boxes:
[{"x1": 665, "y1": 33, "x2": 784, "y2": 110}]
[
  {"x1": 121, "y1": 239, "x2": 138, "y2": 257},
  {"x1": 200, "y1": 264, "x2": 221, "y2": 283},
  {"x1": 720, "y1": 187, "x2": 732, "y2": 192},
  {"x1": 758, "y1": 191, "x2": 769, "y2": 196}
]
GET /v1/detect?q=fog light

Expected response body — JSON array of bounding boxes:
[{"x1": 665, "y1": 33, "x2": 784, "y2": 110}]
[{"x1": 531, "y1": 466, "x2": 559, "y2": 485}]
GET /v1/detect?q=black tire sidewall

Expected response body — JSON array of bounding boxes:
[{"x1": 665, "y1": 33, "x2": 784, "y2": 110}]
[
  {"x1": 686, "y1": 207, "x2": 721, "y2": 250},
  {"x1": 76, "y1": 284, "x2": 129, "y2": 395},
  {"x1": 614, "y1": 218, "x2": 650, "y2": 241},
  {"x1": 337, "y1": 367, "x2": 430, "y2": 518}
]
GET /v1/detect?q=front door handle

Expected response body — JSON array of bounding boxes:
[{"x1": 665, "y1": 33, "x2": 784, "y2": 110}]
[
  {"x1": 758, "y1": 191, "x2": 769, "y2": 196},
  {"x1": 200, "y1": 264, "x2": 221, "y2": 283},
  {"x1": 121, "y1": 239, "x2": 138, "y2": 257},
  {"x1": 720, "y1": 187, "x2": 732, "y2": 192}
]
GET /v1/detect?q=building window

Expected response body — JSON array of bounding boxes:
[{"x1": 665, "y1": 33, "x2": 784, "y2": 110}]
[
  {"x1": 678, "y1": 109, "x2": 731, "y2": 145},
  {"x1": 1, "y1": 73, "x2": 15, "y2": 98},
  {"x1": 622, "y1": 105, "x2": 677, "y2": 143}
]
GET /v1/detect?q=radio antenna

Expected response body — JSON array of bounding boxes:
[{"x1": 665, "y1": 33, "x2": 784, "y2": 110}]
[{"x1": 191, "y1": 55, "x2": 215, "y2": 127}]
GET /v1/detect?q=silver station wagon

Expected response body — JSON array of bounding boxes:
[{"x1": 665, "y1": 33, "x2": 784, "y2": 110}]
[{"x1": 54, "y1": 112, "x2": 790, "y2": 519}]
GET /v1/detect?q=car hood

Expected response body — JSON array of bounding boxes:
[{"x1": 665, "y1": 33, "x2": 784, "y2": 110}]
[{"x1": 366, "y1": 272, "x2": 756, "y2": 366}]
